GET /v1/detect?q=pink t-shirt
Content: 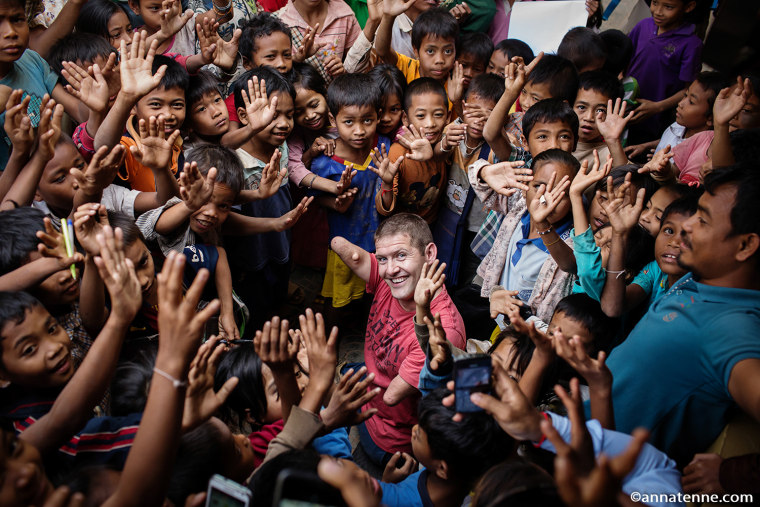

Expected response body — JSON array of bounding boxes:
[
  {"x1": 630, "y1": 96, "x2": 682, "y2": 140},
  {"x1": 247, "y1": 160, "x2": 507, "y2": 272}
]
[
  {"x1": 673, "y1": 130, "x2": 714, "y2": 184},
  {"x1": 362, "y1": 254, "x2": 466, "y2": 454}
]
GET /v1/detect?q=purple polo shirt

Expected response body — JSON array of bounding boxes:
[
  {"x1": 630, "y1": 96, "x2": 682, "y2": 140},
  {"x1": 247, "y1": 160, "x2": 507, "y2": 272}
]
[{"x1": 627, "y1": 18, "x2": 702, "y2": 103}]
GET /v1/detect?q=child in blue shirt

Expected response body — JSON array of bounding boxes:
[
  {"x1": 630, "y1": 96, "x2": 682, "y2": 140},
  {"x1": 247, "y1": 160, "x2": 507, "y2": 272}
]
[{"x1": 310, "y1": 73, "x2": 392, "y2": 308}]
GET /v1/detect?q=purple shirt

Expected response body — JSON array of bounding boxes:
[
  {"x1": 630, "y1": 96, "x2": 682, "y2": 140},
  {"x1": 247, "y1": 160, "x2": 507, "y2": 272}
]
[{"x1": 627, "y1": 18, "x2": 702, "y2": 103}]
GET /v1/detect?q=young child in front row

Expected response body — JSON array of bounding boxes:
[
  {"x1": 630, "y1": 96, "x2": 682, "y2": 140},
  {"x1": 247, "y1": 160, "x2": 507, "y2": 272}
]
[
  {"x1": 433, "y1": 73, "x2": 501, "y2": 287},
  {"x1": 310, "y1": 73, "x2": 392, "y2": 309},
  {"x1": 375, "y1": 78, "x2": 452, "y2": 224}
]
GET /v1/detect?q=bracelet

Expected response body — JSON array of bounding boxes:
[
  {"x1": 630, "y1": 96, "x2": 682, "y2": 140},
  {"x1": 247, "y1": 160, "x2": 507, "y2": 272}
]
[
  {"x1": 153, "y1": 367, "x2": 187, "y2": 388},
  {"x1": 308, "y1": 174, "x2": 317, "y2": 189},
  {"x1": 537, "y1": 225, "x2": 553, "y2": 236},
  {"x1": 604, "y1": 268, "x2": 626, "y2": 280},
  {"x1": 543, "y1": 236, "x2": 561, "y2": 247},
  {"x1": 439, "y1": 134, "x2": 452, "y2": 153},
  {"x1": 381, "y1": 186, "x2": 393, "y2": 196},
  {"x1": 213, "y1": 0, "x2": 232, "y2": 12},
  {"x1": 533, "y1": 412, "x2": 551, "y2": 447}
]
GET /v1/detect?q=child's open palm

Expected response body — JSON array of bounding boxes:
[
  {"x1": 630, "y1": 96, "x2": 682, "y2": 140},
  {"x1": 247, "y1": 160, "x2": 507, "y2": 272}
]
[
  {"x1": 447, "y1": 62, "x2": 465, "y2": 103},
  {"x1": 480, "y1": 160, "x2": 533, "y2": 196},
  {"x1": 292, "y1": 24, "x2": 320, "y2": 63},
  {"x1": 527, "y1": 171, "x2": 571, "y2": 225},
  {"x1": 507, "y1": 305, "x2": 554, "y2": 361},
  {"x1": 503, "y1": 52, "x2": 543, "y2": 97},
  {"x1": 179, "y1": 161, "x2": 216, "y2": 212},
  {"x1": 62, "y1": 61, "x2": 110, "y2": 115},
  {"x1": 131, "y1": 116, "x2": 180, "y2": 171},
  {"x1": 36, "y1": 97, "x2": 63, "y2": 161},
  {"x1": 335, "y1": 164, "x2": 356, "y2": 194},
  {"x1": 398, "y1": 125, "x2": 433, "y2": 161},
  {"x1": 413, "y1": 259, "x2": 446, "y2": 309},
  {"x1": 71, "y1": 144, "x2": 127, "y2": 197},
  {"x1": 713, "y1": 77, "x2": 752, "y2": 127},
  {"x1": 73, "y1": 203, "x2": 109, "y2": 257},
  {"x1": 256, "y1": 149, "x2": 286, "y2": 199},
  {"x1": 638, "y1": 145, "x2": 673, "y2": 179},
  {"x1": 370, "y1": 143, "x2": 403, "y2": 184},
  {"x1": 598, "y1": 173, "x2": 646, "y2": 234},
  {"x1": 198, "y1": 18, "x2": 241, "y2": 71},
  {"x1": 298, "y1": 308, "x2": 338, "y2": 389},
  {"x1": 255, "y1": 316, "x2": 297, "y2": 370},
  {"x1": 333, "y1": 187, "x2": 358, "y2": 213},
  {"x1": 320, "y1": 366, "x2": 379, "y2": 430},
  {"x1": 595, "y1": 98, "x2": 633, "y2": 142},
  {"x1": 36, "y1": 218, "x2": 85, "y2": 270},
  {"x1": 275, "y1": 196, "x2": 314, "y2": 231},
  {"x1": 4, "y1": 90, "x2": 34, "y2": 155},
  {"x1": 422, "y1": 312, "x2": 451, "y2": 371},
  {"x1": 158, "y1": 0, "x2": 194, "y2": 41},
  {"x1": 93, "y1": 225, "x2": 143, "y2": 323},
  {"x1": 570, "y1": 151, "x2": 612, "y2": 197},
  {"x1": 553, "y1": 330, "x2": 611, "y2": 391},
  {"x1": 120, "y1": 31, "x2": 167, "y2": 100},
  {"x1": 241, "y1": 76, "x2": 278, "y2": 133},
  {"x1": 383, "y1": 0, "x2": 415, "y2": 17}
]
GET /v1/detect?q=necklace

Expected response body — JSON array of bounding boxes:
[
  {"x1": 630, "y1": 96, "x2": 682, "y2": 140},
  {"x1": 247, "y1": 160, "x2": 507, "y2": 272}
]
[{"x1": 463, "y1": 130, "x2": 484, "y2": 157}]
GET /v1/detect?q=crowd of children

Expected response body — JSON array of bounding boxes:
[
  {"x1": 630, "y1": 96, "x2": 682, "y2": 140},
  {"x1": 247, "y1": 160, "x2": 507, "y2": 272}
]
[{"x1": 1, "y1": 0, "x2": 760, "y2": 504}]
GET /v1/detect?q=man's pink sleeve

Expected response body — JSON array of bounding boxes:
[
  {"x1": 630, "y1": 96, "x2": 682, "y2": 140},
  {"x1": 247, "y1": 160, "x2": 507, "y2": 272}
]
[{"x1": 398, "y1": 342, "x2": 426, "y2": 388}]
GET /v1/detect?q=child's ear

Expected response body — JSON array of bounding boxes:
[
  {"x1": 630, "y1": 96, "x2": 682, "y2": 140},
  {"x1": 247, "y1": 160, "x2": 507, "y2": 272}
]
[
  {"x1": 242, "y1": 57, "x2": 253, "y2": 71},
  {"x1": 685, "y1": 0, "x2": 697, "y2": 13},
  {"x1": 237, "y1": 107, "x2": 249, "y2": 126},
  {"x1": 434, "y1": 459, "x2": 449, "y2": 480},
  {"x1": 127, "y1": 0, "x2": 141, "y2": 15},
  {"x1": 402, "y1": 111, "x2": 409, "y2": 126},
  {"x1": 519, "y1": 133, "x2": 528, "y2": 148},
  {"x1": 244, "y1": 408, "x2": 259, "y2": 426},
  {"x1": 413, "y1": 48, "x2": 420, "y2": 60},
  {"x1": 33, "y1": 190, "x2": 43, "y2": 202},
  {"x1": 328, "y1": 112, "x2": 336, "y2": 126}
]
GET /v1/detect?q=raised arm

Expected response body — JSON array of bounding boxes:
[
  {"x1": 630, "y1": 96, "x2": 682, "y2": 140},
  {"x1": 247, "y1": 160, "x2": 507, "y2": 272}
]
[
  {"x1": 28, "y1": 0, "x2": 87, "y2": 58},
  {"x1": 526, "y1": 171, "x2": 576, "y2": 273},
  {"x1": 569, "y1": 152, "x2": 612, "y2": 234},
  {"x1": 711, "y1": 77, "x2": 751, "y2": 168},
  {"x1": 375, "y1": 0, "x2": 415, "y2": 66},
  {"x1": 595, "y1": 98, "x2": 633, "y2": 168},
  {"x1": 221, "y1": 196, "x2": 312, "y2": 235},
  {"x1": 255, "y1": 316, "x2": 300, "y2": 422},
  {"x1": 330, "y1": 236, "x2": 373, "y2": 282},
  {"x1": 154, "y1": 162, "x2": 215, "y2": 235},
  {"x1": 0, "y1": 91, "x2": 33, "y2": 202}
]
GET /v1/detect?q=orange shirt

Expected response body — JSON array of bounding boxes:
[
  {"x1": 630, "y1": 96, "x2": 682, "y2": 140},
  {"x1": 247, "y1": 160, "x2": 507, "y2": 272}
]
[{"x1": 118, "y1": 116, "x2": 183, "y2": 192}]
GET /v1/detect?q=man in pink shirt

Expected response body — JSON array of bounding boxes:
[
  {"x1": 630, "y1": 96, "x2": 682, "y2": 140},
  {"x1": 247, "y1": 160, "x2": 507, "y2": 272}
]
[{"x1": 331, "y1": 213, "x2": 466, "y2": 464}]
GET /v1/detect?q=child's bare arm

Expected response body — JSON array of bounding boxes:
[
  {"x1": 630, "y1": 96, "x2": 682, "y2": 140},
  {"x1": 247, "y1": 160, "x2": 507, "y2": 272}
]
[
  {"x1": 214, "y1": 246, "x2": 239, "y2": 341},
  {"x1": 95, "y1": 32, "x2": 168, "y2": 151},
  {"x1": 237, "y1": 150, "x2": 286, "y2": 203},
  {"x1": 61, "y1": 60, "x2": 112, "y2": 137},
  {"x1": 370, "y1": 144, "x2": 403, "y2": 213},
  {"x1": 569, "y1": 152, "x2": 612, "y2": 234},
  {"x1": 630, "y1": 88, "x2": 685, "y2": 124},
  {"x1": 28, "y1": 0, "x2": 87, "y2": 58},
  {"x1": 711, "y1": 77, "x2": 751, "y2": 168},
  {"x1": 70, "y1": 145, "x2": 128, "y2": 211},
  {"x1": 256, "y1": 317, "x2": 300, "y2": 422},
  {"x1": 221, "y1": 196, "x2": 313, "y2": 235},
  {"x1": 129, "y1": 115, "x2": 182, "y2": 204},
  {"x1": 221, "y1": 77, "x2": 278, "y2": 149},
  {"x1": 509, "y1": 308, "x2": 555, "y2": 404},
  {"x1": 0, "y1": 91, "x2": 32, "y2": 201},
  {"x1": 21, "y1": 226, "x2": 142, "y2": 455},
  {"x1": 73, "y1": 204, "x2": 111, "y2": 335},
  {"x1": 0, "y1": 99, "x2": 63, "y2": 211},
  {"x1": 375, "y1": 0, "x2": 414, "y2": 65},
  {"x1": 330, "y1": 236, "x2": 373, "y2": 283},
  {"x1": 0, "y1": 257, "x2": 79, "y2": 292},
  {"x1": 102, "y1": 251, "x2": 220, "y2": 507}
]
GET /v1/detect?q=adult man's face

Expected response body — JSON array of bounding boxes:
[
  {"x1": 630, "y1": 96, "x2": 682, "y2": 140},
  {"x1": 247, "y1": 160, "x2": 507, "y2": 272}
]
[
  {"x1": 375, "y1": 233, "x2": 434, "y2": 306},
  {"x1": 678, "y1": 184, "x2": 742, "y2": 282}
]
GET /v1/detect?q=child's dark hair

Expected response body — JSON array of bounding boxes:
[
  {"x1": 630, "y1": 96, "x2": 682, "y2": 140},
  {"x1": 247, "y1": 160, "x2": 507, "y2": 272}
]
[
  {"x1": 239, "y1": 12, "x2": 292, "y2": 62},
  {"x1": 557, "y1": 27, "x2": 606, "y2": 72},
  {"x1": 403, "y1": 77, "x2": 448, "y2": 113},
  {"x1": 522, "y1": 98, "x2": 579, "y2": 147},
  {"x1": 368, "y1": 64, "x2": 407, "y2": 104},
  {"x1": 185, "y1": 144, "x2": 245, "y2": 196},
  {"x1": 0, "y1": 292, "x2": 43, "y2": 342},
  {"x1": 250, "y1": 449, "x2": 347, "y2": 507},
  {"x1": 472, "y1": 460, "x2": 561, "y2": 507},
  {"x1": 527, "y1": 54, "x2": 579, "y2": 104},
  {"x1": 292, "y1": 62, "x2": 327, "y2": 98},
  {"x1": 215, "y1": 343, "x2": 268, "y2": 429},
  {"x1": 599, "y1": 29, "x2": 633, "y2": 77},
  {"x1": 693, "y1": 71, "x2": 732, "y2": 117},
  {"x1": 0, "y1": 207, "x2": 45, "y2": 274},
  {"x1": 578, "y1": 70, "x2": 625, "y2": 101},
  {"x1": 625, "y1": 223, "x2": 655, "y2": 276},
  {"x1": 660, "y1": 192, "x2": 702, "y2": 225},
  {"x1": 187, "y1": 70, "x2": 222, "y2": 108},
  {"x1": 107, "y1": 210, "x2": 147, "y2": 247},
  {"x1": 110, "y1": 345, "x2": 156, "y2": 416},
  {"x1": 553, "y1": 294, "x2": 616, "y2": 356},
  {"x1": 532, "y1": 148, "x2": 581, "y2": 176},
  {"x1": 594, "y1": 164, "x2": 659, "y2": 205},
  {"x1": 456, "y1": 32, "x2": 494, "y2": 69},
  {"x1": 493, "y1": 39, "x2": 534, "y2": 65},
  {"x1": 465, "y1": 73, "x2": 505, "y2": 103},
  {"x1": 419, "y1": 388, "x2": 515, "y2": 486},
  {"x1": 167, "y1": 420, "x2": 228, "y2": 506},
  {"x1": 489, "y1": 328, "x2": 534, "y2": 378},
  {"x1": 326, "y1": 73, "x2": 383, "y2": 117},
  {"x1": 730, "y1": 128, "x2": 760, "y2": 165},
  {"x1": 47, "y1": 33, "x2": 115, "y2": 77},
  {"x1": 1, "y1": 0, "x2": 25, "y2": 10},
  {"x1": 411, "y1": 7, "x2": 459, "y2": 50},
  {"x1": 152, "y1": 55, "x2": 189, "y2": 94},
  {"x1": 232, "y1": 66, "x2": 295, "y2": 111},
  {"x1": 75, "y1": 0, "x2": 131, "y2": 42}
]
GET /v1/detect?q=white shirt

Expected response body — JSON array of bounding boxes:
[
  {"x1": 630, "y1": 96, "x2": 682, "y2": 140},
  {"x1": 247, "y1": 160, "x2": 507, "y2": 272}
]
[{"x1": 391, "y1": 14, "x2": 415, "y2": 58}]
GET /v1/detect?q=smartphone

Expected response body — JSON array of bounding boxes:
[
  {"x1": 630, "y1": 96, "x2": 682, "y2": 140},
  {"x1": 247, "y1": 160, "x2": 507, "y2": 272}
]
[
  {"x1": 273, "y1": 468, "x2": 342, "y2": 507},
  {"x1": 205, "y1": 474, "x2": 252, "y2": 507},
  {"x1": 453, "y1": 355, "x2": 492, "y2": 413}
]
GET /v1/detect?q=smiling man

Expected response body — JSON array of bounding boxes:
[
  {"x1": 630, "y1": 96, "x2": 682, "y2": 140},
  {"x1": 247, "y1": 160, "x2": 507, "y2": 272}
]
[
  {"x1": 603, "y1": 164, "x2": 760, "y2": 467},
  {"x1": 331, "y1": 213, "x2": 465, "y2": 465}
]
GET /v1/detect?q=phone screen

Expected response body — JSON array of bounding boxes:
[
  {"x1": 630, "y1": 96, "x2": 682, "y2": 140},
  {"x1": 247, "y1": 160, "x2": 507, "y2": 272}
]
[
  {"x1": 207, "y1": 489, "x2": 248, "y2": 507},
  {"x1": 454, "y1": 359, "x2": 491, "y2": 413}
]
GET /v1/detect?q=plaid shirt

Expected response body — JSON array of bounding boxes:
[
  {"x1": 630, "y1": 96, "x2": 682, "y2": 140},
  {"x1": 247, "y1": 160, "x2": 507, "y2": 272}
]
[{"x1": 469, "y1": 145, "x2": 532, "y2": 259}]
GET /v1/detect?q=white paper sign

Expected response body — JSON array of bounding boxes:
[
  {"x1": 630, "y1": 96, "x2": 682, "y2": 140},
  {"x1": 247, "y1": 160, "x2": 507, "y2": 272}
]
[{"x1": 508, "y1": 1, "x2": 590, "y2": 55}]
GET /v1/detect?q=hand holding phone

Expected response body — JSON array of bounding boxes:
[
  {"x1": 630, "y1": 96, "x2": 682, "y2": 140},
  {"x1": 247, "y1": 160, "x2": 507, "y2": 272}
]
[{"x1": 453, "y1": 355, "x2": 492, "y2": 413}]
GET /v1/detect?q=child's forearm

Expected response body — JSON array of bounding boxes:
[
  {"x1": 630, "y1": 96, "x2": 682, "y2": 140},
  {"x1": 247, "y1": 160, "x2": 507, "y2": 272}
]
[
  {"x1": 154, "y1": 202, "x2": 193, "y2": 235},
  {"x1": 599, "y1": 231, "x2": 627, "y2": 317},
  {"x1": 85, "y1": 110, "x2": 106, "y2": 141},
  {"x1": 271, "y1": 367, "x2": 302, "y2": 424},
  {"x1": 184, "y1": 54, "x2": 210, "y2": 75},
  {"x1": 222, "y1": 212, "x2": 284, "y2": 235},
  {"x1": 710, "y1": 122, "x2": 734, "y2": 168},
  {"x1": 0, "y1": 257, "x2": 66, "y2": 292},
  {"x1": 28, "y1": 0, "x2": 87, "y2": 58},
  {"x1": 0, "y1": 149, "x2": 28, "y2": 202},
  {"x1": 221, "y1": 121, "x2": 264, "y2": 150},
  {"x1": 94, "y1": 94, "x2": 134, "y2": 150},
  {"x1": 375, "y1": 180, "x2": 395, "y2": 215},
  {"x1": 570, "y1": 193, "x2": 590, "y2": 234},
  {"x1": 214, "y1": 247, "x2": 235, "y2": 323},
  {"x1": 20, "y1": 313, "x2": 129, "y2": 455},
  {"x1": 541, "y1": 230, "x2": 576, "y2": 274},
  {"x1": 375, "y1": 14, "x2": 398, "y2": 65},
  {"x1": 0, "y1": 153, "x2": 48, "y2": 211},
  {"x1": 605, "y1": 137, "x2": 629, "y2": 168},
  {"x1": 589, "y1": 383, "x2": 615, "y2": 430},
  {"x1": 79, "y1": 255, "x2": 109, "y2": 337},
  {"x1": 518, "y1": 354, "x2": 553, "y2": 405},
  {"x1": 152, "y1": 165, "x2": 181, "y2": 204}
]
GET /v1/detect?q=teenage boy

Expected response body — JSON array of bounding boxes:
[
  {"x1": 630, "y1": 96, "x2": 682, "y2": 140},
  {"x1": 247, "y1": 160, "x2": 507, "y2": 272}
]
[{"x1": 331, "y1": 213, "x2": 466, "y2": 464}]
